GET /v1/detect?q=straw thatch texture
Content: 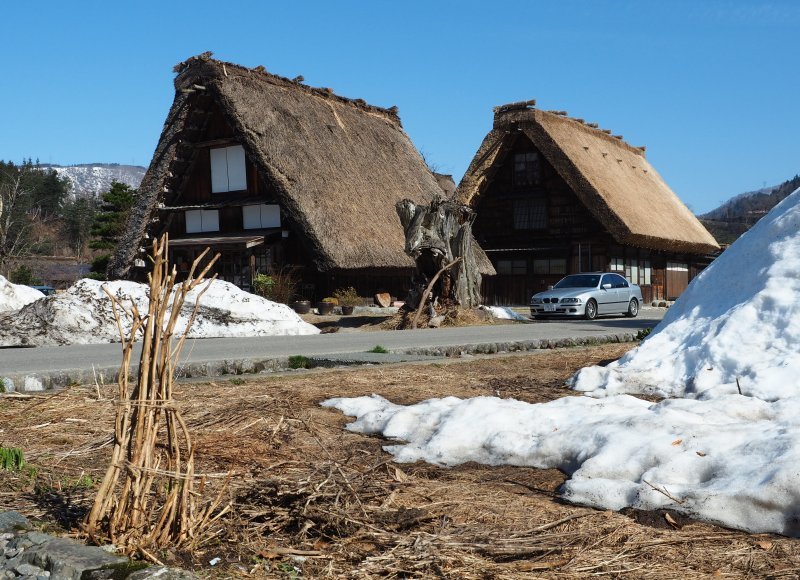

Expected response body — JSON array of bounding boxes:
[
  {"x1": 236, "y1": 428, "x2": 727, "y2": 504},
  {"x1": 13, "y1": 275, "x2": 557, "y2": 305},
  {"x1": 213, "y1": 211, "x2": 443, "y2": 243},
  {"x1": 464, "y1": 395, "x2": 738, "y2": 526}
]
[
  {"x1": 109, "y1": 54, "x2": 447, "y2": 279},
  {"x1": 458, "y1": 107, "x2": 720, "y2": 255}
]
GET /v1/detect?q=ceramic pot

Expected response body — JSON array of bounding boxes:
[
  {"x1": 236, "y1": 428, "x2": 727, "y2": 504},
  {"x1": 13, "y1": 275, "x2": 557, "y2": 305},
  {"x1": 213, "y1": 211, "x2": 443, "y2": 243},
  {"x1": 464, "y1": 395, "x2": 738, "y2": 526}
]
[{"x1": 291, "y1": 300, "x2": 311, "y2": 314}]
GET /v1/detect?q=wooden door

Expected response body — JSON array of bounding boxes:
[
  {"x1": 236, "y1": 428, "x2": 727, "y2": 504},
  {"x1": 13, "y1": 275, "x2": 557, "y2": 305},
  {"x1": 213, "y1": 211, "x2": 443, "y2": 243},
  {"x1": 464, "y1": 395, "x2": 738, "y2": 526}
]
[{"x1": 666, "y1": 262, "x2": 689, "y2": 300}]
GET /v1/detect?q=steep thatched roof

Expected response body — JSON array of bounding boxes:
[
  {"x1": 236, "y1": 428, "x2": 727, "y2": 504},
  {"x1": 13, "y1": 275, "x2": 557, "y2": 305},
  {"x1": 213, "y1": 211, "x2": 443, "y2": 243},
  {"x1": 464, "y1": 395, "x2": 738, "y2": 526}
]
[
  {"x1": 110, "y1": 53, "x2": 466, "y2": 278},
  {"x1": 457, "y1": 102, "x2": 720, "y2": 255},
  {"x1": 433, "y1": 173, "x2": 457, "y2": 197}
]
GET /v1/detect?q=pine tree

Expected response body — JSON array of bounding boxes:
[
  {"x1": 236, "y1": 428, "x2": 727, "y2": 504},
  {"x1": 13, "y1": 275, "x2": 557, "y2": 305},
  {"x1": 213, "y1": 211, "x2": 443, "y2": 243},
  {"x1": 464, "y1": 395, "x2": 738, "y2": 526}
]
[
  {"x1": 89, "y1": 181, "x2": 136, "y2": 279},
  {"x1": 61, "y1": 195, "x2": 98, "y2": 257}
]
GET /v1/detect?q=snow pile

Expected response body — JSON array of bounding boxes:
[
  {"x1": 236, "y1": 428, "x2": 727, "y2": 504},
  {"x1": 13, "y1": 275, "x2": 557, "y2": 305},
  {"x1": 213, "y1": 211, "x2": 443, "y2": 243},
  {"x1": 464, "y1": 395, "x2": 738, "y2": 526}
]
[
  {"x1": 572, "y1": 187, "x2": 800, "y2": 400},
  {"x1": 481, "y1": 305, "x2": 529, "y2": 321},
  {"x1": 323, "y1": 188, "x2": 800, "y2": 536},
  {"x1": 0, "y1": 275, "x2": 44, "y2": 313},
  {"x1": 323, "y1": 393, "x2": 800, "y2": 535},
  {"x1": 0, "y1": 278, "x2": 318, "y2": 346}
]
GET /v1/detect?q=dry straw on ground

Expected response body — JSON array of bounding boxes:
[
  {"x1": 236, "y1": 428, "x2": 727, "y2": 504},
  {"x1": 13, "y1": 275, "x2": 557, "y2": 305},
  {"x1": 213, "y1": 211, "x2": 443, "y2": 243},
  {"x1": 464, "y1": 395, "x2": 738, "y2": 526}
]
[{"x1": 2, "y1": 344, "x2": 799, "y2": 577}]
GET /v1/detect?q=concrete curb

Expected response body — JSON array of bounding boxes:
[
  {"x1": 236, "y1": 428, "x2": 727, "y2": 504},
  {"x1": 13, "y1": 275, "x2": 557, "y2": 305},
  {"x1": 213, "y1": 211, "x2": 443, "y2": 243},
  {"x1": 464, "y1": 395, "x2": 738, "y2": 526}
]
[{"x1": 1, "y1": 332, "x2": 639, "y2": 393}]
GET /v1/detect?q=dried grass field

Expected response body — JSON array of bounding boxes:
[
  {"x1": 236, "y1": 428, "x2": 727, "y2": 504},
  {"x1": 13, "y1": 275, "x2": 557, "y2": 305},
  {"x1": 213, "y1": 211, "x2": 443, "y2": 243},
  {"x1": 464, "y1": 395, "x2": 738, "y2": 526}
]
[{"x1": 1, "y1": 343, "x2": 799, "y2": 578}]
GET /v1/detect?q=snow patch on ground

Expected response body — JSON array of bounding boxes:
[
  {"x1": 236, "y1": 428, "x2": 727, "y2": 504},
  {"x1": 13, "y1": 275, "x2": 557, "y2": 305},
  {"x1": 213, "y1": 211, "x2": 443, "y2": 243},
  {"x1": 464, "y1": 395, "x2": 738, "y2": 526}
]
[
  {"x1": 323, "y1": 393, "x2": 800, "y2": 535},
  {"x1": 481, "y1": 306, "x2": 528, "y2": 321},
  {"x1": 324, "y1": 188, "x2": 800, "y2": 536},
  {"x1": 0, "y1": 278, "x2": 319, "y2": 346},
  {"x1": 0, "y1": 276, "x2": 44, "y2": 313}
]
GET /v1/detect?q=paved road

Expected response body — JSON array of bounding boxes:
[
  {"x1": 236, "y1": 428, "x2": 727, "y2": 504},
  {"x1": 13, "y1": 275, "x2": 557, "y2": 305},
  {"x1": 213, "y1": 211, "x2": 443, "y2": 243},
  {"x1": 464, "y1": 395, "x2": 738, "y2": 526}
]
[{"x1": 0, "y1": 309, "x2": 664, "y2": 379}]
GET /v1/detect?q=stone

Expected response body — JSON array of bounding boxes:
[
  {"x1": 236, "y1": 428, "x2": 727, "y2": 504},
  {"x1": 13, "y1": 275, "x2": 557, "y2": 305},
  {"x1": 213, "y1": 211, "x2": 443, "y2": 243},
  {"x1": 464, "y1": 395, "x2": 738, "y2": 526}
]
[
  {"x1": 428, "y1": 315, "x2": 445, "y2": 328},
  {"x1": 374, "y1": 292, "x2": 392, "y2": 308},
  {"x1": 14, "y1": 563, "x2": 45, "y2": 576},
  {"x1": 21, "y1": 538, "x2": 127, "y2": 580},
  {"x1": 0, "y1": 512, "x2": 30, "y2": 533}
]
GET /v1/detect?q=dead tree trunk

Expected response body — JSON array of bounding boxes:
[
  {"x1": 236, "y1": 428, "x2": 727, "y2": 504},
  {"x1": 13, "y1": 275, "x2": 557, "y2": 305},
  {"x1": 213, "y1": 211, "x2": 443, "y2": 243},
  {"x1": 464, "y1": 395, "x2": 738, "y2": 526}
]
[{"x1": 396, "y1": 196, "x2": 484, "y2": 314}]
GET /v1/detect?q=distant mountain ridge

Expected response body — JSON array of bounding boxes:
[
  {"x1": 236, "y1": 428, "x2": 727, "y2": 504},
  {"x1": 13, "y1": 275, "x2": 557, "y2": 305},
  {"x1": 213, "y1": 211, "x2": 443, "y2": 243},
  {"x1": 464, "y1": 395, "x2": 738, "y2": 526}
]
[
  {"x1": 38, "y1": 163, "x2": 146, "y2": 197},
  {"x1": 699, "y1": 174, "x2": 800, "y2": 245}
]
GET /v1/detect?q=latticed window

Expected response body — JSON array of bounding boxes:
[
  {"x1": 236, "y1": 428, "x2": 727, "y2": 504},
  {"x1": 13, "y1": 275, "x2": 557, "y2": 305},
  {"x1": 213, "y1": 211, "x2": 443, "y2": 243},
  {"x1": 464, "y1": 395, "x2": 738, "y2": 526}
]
[
  {"x1": 533, "y1": 258, "x2": 567, "y2": 275},
  {"x1": 513, "y1": 198, "x2": 547, "y2": 230},
  {"x1": 513, "y1": 152, "x2": 541, "y2": 185},
  {"x1": 497, "y1": 260, "x2": 527, "y2": 275}
]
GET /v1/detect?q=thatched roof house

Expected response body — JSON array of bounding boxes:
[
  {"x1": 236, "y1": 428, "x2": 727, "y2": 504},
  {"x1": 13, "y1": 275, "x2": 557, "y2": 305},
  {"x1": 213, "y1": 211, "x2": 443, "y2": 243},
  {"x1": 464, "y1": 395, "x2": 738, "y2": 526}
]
[
  {"x1": 459, "y1": 102, "x2": 719, "y2": 254},
  {"x1": 458, "y1": 101, "x2": 719, "y2": 304},
  {"x1": 109, "y1": 53, "x2": 490, "y2": 299}
]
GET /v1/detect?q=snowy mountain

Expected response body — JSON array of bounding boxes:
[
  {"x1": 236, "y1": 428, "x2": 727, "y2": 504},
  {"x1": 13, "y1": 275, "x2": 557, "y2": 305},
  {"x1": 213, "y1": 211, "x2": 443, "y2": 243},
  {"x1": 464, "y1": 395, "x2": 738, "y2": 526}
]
[{"x1": 39, "y1": 163, "x2": 146, "y2": 197}]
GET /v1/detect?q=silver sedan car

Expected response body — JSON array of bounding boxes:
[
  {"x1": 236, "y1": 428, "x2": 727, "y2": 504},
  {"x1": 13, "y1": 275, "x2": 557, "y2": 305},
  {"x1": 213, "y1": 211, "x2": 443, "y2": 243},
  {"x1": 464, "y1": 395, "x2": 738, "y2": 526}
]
[{"x1": 530, "y1": 273, "x2": 644, "y2": 320}]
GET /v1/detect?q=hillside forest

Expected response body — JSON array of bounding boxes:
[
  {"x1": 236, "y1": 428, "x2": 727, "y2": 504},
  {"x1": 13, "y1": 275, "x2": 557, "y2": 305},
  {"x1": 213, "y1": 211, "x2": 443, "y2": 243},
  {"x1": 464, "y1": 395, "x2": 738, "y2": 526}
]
[
  {"x1": 700, "y1": 174, "x2": 800, "y2": 245},
  {"x1": 0, "y1": 160, "x2": 133, "y2": 285}
]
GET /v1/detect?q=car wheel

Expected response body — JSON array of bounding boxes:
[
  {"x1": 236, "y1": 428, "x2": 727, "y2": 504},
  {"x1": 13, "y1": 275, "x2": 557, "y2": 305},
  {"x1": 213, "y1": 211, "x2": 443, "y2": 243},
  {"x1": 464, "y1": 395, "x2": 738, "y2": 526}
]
[
  {"x1": 584, "y1": 299, "x2": 598, "y2": 320},
  {"x1": 626, "y1": 298, "x2": 639, "y2": 318}
]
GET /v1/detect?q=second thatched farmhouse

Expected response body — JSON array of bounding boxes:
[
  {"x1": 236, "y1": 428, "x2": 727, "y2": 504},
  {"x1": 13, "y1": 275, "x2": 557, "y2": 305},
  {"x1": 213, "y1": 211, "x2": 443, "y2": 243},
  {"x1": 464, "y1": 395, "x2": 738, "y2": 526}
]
[
  {"x1": 108, "y1": 54, "x2": 456, "y2": 302},
  {"x1": 458, "y1": 101, "x2": 720, "y2": 305}
]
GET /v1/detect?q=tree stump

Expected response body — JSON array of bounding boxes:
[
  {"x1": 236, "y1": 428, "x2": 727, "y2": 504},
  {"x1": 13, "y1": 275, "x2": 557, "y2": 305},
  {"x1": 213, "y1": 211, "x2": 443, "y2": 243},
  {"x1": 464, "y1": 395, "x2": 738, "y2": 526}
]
[{"x1": 396, "y1": 195, "x2": 484, "y2": 323}]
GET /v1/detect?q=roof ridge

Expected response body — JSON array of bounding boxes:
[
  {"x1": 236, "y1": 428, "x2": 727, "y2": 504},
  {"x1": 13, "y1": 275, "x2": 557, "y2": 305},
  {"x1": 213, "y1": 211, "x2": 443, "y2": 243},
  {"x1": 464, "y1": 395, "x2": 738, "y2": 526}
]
[
  {"x1": 173, "y1": 53, "x2": 402, "y2": 125},
  {"x1": 493, "y1": 101, "x2": 647, "y2": 155}
]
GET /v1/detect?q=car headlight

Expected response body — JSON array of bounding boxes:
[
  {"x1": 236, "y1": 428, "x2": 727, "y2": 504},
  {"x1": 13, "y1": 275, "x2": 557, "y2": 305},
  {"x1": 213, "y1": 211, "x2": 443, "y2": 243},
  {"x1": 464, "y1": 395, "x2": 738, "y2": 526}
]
[
  {"x1": 561, "y1": 297, "x2": 582, "y2": 304},
  {"x1": 531, "y1": 297, "x2": 542, "y2": 304}
]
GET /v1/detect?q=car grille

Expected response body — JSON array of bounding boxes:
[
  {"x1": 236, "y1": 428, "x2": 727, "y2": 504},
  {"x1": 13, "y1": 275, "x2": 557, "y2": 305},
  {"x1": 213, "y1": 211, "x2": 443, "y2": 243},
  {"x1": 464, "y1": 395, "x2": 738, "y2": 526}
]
[{"x1": 543, "y1": 297, "x2": 558, "y2": 303}]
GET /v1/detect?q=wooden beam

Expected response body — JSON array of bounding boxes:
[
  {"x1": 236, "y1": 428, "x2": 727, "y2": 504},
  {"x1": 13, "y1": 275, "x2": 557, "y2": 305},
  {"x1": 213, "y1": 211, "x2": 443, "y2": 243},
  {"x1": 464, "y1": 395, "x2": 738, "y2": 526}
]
[{"x1": 193, "y1": 138, "x2": 240, "y2": 149}]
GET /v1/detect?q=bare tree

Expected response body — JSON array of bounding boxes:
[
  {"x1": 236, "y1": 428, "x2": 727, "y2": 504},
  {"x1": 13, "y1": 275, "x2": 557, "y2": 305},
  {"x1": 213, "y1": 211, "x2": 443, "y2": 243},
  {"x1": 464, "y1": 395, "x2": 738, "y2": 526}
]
[{"x1": 0, "y1": 168, "x2": 35, "y2": 276}]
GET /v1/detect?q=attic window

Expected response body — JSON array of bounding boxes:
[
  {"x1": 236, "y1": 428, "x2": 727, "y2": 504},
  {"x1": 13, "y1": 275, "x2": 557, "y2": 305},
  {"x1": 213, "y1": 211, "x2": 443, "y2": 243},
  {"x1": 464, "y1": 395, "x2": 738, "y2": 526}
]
[
  {"x1": 513, "y1": 152, "x2": 541, "y2": 185},
  {"x1": 210, "y1": 145, "x2": 247, "y2": 193},
  {"x1": 513, "y1": 198, "x2": 547, "y2": 230}
]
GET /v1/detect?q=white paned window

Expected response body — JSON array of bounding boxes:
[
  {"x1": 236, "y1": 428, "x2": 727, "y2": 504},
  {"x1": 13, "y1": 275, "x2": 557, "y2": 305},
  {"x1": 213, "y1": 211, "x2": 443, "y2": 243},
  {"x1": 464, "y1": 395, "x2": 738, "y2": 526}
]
[
  {"x1": 210, "y1": 145, "x2": 247, "y2": 193},
  {"x1": 185, "y1": 209, "x2": 220, "y2": 233},
  {"x1": 610, "y1": 257, "x2": 624, "y2": 271},
  {"x1": 643, "y1": 260, "x2": 652, "y2": 285},
  {"x1": 242, "y1": 204, "x2": 281, "y2": 229}
]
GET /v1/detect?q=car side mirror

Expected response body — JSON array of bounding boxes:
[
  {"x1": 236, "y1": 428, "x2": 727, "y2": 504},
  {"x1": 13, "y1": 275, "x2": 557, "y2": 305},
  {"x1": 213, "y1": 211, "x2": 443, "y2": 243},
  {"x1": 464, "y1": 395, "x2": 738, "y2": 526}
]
[
  {"x1": 547, "y1": 285, "x2": 554, "y2": 290},
  {"x1": 602, "y1": 283, "x2": 612, "y2": 290}
]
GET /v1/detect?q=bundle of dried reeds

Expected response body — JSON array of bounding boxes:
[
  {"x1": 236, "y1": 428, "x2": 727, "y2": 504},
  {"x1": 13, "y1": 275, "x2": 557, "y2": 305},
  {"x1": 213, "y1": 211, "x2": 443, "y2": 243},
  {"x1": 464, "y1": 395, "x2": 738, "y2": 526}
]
[{"x1": 84, "y1": 235, "x2": 229, "y2": 558}]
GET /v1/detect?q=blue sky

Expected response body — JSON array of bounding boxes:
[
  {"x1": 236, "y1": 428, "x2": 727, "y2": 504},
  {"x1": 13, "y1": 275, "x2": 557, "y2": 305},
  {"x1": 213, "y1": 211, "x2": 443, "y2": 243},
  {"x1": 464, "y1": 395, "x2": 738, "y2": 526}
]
[{"x1": 1, "y1": 0, "x2": 797, "y2": 213}]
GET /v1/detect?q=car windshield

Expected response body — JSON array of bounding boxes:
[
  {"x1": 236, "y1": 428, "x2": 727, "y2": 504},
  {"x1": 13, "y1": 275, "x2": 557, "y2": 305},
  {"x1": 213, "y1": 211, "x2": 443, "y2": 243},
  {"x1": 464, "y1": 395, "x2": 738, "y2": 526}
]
[{"x1": 553, "y1": 275, "x2": 601, "y2": 289}]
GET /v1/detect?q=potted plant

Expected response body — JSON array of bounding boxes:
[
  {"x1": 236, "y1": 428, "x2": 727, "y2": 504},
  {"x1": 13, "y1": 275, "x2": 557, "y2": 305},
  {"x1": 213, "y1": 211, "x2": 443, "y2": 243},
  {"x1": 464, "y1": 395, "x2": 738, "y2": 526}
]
[
  {"x1": 333, "y1": 287, "x2": 361, "y2": 315},
  {"x1": 291, "y1": 299, "x2": 311, "y2": 314},
  {"x1": 317, "y1": 297, "x2": 337, "y2": 315}
]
